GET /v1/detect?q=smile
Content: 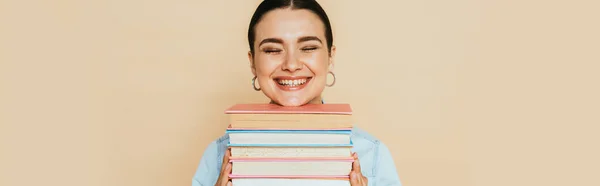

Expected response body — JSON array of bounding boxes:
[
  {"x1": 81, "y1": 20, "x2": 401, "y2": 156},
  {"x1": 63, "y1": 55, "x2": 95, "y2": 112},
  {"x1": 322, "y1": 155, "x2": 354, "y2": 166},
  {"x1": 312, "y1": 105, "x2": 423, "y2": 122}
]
[{"x1": 273, "y1": 76, "x2": 312, "y2": 91}]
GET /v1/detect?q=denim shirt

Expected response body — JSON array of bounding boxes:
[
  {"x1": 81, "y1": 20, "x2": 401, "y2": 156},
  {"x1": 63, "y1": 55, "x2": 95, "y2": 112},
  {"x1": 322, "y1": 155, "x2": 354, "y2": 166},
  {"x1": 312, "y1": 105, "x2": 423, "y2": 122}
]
[{"x1": 191, "y1": 127, "x2": 403, "y2": 186}]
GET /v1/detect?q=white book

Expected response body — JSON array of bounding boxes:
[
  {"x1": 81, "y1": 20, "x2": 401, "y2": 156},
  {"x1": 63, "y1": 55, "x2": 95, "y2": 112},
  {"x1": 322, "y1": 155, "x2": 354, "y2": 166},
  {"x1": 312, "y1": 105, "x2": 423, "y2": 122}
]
[
  {"x1": 227, "y1": 130, "x2": 352, "y2": 146},
  {"x1": 230, "y1": 146, "x2": 352, "y2": 158},
  {"x1": 231, "y1": 159, "x2": 353, "y2": 176},
  {"x1": 232, "y1": 178, "x2": 351, "y2": 186}
]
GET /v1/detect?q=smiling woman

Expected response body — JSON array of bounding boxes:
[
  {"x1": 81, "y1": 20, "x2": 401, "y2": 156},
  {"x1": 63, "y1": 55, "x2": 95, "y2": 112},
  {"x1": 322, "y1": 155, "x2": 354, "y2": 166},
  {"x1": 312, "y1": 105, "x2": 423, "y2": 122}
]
[
  {"x1": 192, "y1": 1, "x2": 402, "y2": 186},
  {"x1": 248, "y1": 4, "x2": 335, "y2": 107}
]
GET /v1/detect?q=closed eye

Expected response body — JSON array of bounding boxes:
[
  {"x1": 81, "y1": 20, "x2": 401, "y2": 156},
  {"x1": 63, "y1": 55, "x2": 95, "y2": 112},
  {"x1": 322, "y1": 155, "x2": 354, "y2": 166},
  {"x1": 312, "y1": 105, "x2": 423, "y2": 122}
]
[
  {"x1": 302, "y1": 47, "x2": 318, "y2": 52},
  {"x1": 263, "y1": 49, "x2": 282, "y2": 54}
]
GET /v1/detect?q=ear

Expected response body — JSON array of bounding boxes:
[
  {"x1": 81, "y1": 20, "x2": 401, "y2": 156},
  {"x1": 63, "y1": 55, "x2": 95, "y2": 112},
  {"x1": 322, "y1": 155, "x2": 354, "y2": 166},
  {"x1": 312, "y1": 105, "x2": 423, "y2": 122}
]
[
  {"x1": 328, "y1": 45, "x2": 337, "y2": 71},
  {"x1": 248, "y1": 51, "x2": 256, "y2": 76}
]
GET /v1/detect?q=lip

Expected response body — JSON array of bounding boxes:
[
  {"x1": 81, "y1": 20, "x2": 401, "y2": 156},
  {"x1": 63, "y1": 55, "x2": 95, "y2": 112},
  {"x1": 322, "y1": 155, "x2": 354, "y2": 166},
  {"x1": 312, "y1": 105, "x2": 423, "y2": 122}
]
[{"x1": 273, "y1": 76, "x2": 312, "y2": 91}]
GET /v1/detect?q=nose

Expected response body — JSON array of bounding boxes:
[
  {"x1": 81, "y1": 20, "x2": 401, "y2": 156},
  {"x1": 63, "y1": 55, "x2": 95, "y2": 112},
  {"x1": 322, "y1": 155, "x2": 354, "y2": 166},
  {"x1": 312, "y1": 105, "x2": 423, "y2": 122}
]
[{"x1": 281, "y1": 50, "x2": 302, "y2": 72}]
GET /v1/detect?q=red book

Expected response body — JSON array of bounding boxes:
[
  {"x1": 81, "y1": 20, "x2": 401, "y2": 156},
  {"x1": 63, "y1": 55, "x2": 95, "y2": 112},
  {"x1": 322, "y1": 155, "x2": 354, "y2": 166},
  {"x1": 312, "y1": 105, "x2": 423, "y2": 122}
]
[
  {"x1": 224, "y1": 103, "x2": 353, "y2": 130},
  {"x1": 225, "y1": 103, "x2": 353, "y2": 115}
]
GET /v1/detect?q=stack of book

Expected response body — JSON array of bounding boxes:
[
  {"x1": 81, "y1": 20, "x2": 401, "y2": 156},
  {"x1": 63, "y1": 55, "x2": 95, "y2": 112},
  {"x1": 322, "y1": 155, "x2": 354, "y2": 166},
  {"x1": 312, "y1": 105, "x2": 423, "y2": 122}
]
[{"x1": 223, "y1": 103, "x2": 354, "y2": 186}]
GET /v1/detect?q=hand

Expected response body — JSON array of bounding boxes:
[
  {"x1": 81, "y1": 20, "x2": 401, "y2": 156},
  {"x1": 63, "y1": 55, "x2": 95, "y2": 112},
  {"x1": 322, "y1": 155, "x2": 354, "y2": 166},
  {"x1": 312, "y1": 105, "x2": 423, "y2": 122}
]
[
  {"x1": 350, "y1": 152, "x2": 368, "y2": 186},
  {"x1": 214, "y1": 148, "x2": 232, "y2": 186}
]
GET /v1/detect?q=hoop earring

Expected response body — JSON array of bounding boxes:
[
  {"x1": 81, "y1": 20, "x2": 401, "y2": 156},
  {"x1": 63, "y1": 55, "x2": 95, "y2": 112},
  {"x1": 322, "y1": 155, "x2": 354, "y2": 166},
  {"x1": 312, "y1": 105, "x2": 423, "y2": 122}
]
[
  {"x1": 252, "y1": 76, "x2": 261, "y2": 91},
  {"x1": 326, "y1": 71, "x2": 336, "y2": 87}
]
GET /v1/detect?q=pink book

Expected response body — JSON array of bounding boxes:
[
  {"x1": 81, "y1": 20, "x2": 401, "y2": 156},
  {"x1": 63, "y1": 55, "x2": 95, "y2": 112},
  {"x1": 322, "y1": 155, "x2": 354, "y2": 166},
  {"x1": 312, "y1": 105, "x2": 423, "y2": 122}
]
[
  {"x1": 229, "y1": 157, "x2": 355, "y2": 161},
  {"x1": 224, "y1": 103, "x2": 352, "y2": 115},
  {"x1": 228, "y1": 157, "x2": 354, "y2": 179},
  {"x1": 226, "y1": 125, "x2": 353, "y2": 131},
  {"x1": 228, "y1": 174, "x2": 350, "y2": 179}
]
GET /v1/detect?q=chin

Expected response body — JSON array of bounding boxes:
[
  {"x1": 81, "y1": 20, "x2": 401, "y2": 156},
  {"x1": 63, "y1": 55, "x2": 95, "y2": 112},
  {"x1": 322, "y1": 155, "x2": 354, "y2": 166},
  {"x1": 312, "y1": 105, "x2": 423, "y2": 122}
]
[{"x1": 274, "y1": 97, "x2": 309, "y2": 107}]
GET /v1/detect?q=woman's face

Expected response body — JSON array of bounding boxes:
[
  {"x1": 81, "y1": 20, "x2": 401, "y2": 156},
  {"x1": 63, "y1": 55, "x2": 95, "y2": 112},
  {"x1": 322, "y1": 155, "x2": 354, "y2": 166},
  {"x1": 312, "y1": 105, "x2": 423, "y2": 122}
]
[{"x1": 249, "y1": 8, "x2": 335, "y2": 106}]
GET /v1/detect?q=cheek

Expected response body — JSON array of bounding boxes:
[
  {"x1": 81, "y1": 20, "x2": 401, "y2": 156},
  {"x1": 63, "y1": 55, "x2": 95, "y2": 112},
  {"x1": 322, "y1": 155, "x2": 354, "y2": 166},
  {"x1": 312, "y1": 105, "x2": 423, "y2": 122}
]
[
  {"x1": 254, "y1": 56, "x2": 281, "y2": 76},
  {"x1": 302, "y1": 53, "x2": 330, "y2": 73}
]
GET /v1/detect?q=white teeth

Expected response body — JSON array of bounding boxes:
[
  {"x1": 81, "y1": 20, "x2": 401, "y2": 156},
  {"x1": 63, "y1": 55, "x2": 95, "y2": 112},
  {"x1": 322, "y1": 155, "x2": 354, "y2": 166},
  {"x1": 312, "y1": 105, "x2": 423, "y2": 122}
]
[{"x1": 277, "y1": 78, "x2": 308, "y2": 86}]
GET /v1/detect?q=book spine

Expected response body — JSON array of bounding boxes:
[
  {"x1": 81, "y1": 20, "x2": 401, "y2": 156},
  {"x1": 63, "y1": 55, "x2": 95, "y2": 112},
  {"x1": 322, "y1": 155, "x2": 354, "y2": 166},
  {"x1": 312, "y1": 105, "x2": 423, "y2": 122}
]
[
  {"x1": 227, "y1": 143, "x2": 353, "y2": 147},
  {"x1": 229, "y1": 174, "x2": 350, "y2": 179},
  {"x1": 229, "y1": 157, "x2": 355, "y2": 162},
  {"x1": 227, "y1": 127, "x2": 353, "y2": 131},
  {"x1": 225, "y1": 130, "x2": 352, "y2": 134}
]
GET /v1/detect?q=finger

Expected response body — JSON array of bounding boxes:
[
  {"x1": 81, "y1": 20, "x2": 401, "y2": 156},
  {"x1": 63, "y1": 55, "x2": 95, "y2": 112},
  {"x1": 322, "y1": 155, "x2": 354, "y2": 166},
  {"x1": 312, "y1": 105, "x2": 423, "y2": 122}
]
[
  {"x1": 227, "y1": 162, "x2": 232, "y2": 174},
  {"x1": 219, "y1": 163, "x2": 231, "y2": 183},
  {"x1": 357, "y1": 174, "x2": 366, "y2": 186},
  {"x1": 220, "y1": 148, "x2": 231, "y2": 171},
  {"x1": 352, "y1": 153, "x2": 362, "y2": 173},
  {"x1": 362, "y1": 175, "x2": 369, "y2": 186},
  {"x1": 350, "y1": 172, "x2": 360, "y2": 186},
  {"x1": 227, "y1": 181, "x2": 232, "y2": 186},
  {"x1": 224, "y1": 148, "x2": 231, "y2": 161},
  {"x1": 225, "y1": 163, "x2": 231, "y2": 174}
]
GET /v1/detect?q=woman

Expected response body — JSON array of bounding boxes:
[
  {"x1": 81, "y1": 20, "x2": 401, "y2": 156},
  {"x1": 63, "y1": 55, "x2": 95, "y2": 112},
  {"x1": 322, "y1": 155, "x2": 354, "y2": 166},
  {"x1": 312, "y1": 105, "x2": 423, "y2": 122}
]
[{"x1": 192, "y1": 0, "x2": 402, "y2": 186}]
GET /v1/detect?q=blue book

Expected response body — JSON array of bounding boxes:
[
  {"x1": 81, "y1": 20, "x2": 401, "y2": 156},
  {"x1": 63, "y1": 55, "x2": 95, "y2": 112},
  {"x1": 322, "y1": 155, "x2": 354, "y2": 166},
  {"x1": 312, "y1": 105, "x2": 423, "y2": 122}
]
[{"x1": 226, "y1": 130, "x2": 353, "y2": 147}]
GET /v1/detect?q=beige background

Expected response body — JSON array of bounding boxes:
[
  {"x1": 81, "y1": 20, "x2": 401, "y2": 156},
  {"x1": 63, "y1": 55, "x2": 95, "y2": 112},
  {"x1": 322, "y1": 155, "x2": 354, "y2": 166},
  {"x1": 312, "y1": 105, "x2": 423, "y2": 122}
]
[{"x1": 1, "y1": 0, "x2": 599, "y2": 186}]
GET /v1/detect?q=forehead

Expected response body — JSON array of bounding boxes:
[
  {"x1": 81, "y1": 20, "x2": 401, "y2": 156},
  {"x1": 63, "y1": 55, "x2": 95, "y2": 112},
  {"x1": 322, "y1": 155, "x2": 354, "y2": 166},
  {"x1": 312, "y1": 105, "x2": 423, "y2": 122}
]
[{"x1": 254, "y1": 8, "x2": 326, "y2": 41}]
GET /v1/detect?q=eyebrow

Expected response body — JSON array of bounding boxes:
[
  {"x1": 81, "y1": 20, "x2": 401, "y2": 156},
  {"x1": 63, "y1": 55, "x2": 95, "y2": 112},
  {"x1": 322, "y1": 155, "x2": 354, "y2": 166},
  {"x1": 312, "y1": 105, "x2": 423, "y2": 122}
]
[
  {"x1": 258, "y1": 36, "x2": 323, "y2": 47},
  {"x1": 259, "y1": 38, "x2": 283, "y2": 47},
  {"x1": 298, "y1": 36, "x2": 322, "y2": 44}
]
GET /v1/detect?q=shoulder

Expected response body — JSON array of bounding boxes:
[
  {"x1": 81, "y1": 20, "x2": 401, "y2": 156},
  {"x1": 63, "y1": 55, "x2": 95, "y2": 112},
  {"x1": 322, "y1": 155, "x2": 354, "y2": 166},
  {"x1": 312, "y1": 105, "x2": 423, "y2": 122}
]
[
  {"x1": 350, "y1": 127, "x2": 392, "y2": 177},
  {"x1": 352, "y1": 127, "x2": 403, "y2": 186},
  {"x1": 191, "y1": 135, "x2": 229, "y2": 186},
  {"x1": 207, "y1": 134, "x2": 230, "y2": 165},
  {"x1": 351, "y1": 127, "x2": 382, "y2": 151},
  {"x1": 351, "y1": 128, "x2": 382, "y2": 162},
  {"x1": 201, "y1": 134, "x2": 230, "y2": 161}
]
